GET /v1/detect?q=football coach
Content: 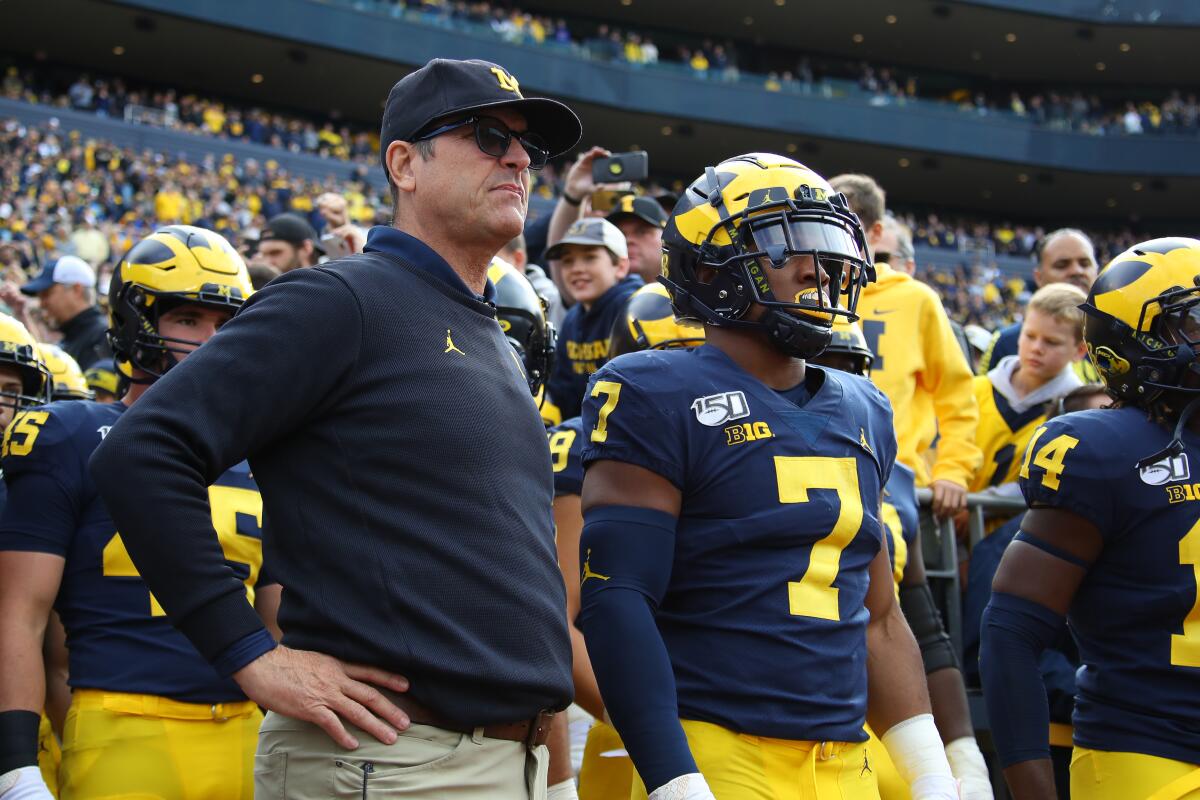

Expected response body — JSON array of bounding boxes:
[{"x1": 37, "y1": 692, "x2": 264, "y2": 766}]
[{"x1": 91, "y1": 59, "x2": 581, "y2": 798}]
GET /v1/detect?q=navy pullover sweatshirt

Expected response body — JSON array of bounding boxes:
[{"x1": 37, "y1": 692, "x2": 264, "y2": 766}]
[{"x1": 90, "y1": 227, "x2": 573, "y2": 724}]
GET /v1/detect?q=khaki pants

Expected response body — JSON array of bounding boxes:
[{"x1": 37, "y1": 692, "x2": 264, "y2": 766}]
[{"x1": 255, "y1": 710, "x2": 548, "y2": 799}]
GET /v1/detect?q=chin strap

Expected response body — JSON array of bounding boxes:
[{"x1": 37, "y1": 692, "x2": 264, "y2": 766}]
[
  {"x1": 761, "y1": 309, "x2": 831, "y2": 360},
  {"x1": 1136, "y1": 393, "x2": 1200, "y2": 470}
]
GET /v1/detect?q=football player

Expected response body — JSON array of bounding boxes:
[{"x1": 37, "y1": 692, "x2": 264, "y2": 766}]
[
  {"x1": 0, "y1": 317, "x2": 50, "y2": 429},
  {"x1": 35, "y1": 344, "x2": 94, "y2": 402},
  {"x1": 489, "y1": 256, "x2": 583, "y2": 800},
  {"x1": 578, "y1": 154, "x2": 958, "y2": 800},
  {"x1": 0, "y1": 225, "x2": 279, "y2": 799},
  {"x1": 549, "y1": 282, "x2": 704, "y2": 800},
  {"x1": 82, "y1": 361, "x2": 119, "y2": 404},
  {"x1": 969, "y1": 284, "x2": 1087, "y2": 498},
  {"x1": 981, "y1": 238, "x2": 1200, "y2": 799},
  {"x1": 814, "y1": 318, "x2": 992, "y2": 800},
  {"x1": 0, "y1": 315, "x2": 53, "y2": 506},
  {"x1": 489, "y1": 257, "x2": 559, "y2": 426},
  {"x1": 0, "y1": 317, "x2": 58, "y2": 798}
]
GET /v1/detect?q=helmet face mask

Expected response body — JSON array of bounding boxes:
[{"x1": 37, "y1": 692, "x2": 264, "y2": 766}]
[
  {"x1": 111, "y1": 283, "x2": 243, "y2": 380},
  {"x1": 109, "y1": 226, "x2": 254, "y2": 387},
  {"x1": 1081, "y1": 239, "x2": 1200, "y2": 409},
  {"x1": 660, "y1": 155, "x2": 873, "y2": 360},
  {"x1": 488, "y1": 258, "x2": 555, "y2": 398},
  {"x1": 0, "y1": 315, "x2": 52, "y2": 420}
]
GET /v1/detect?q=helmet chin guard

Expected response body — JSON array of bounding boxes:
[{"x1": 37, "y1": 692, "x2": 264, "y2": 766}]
[{"x1": 659, "y1": 154, "x2": 873, "y2": 360}]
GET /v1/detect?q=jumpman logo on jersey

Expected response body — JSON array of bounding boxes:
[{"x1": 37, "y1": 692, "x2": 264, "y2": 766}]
[
  {"x1": 444, "y1": 329, "x2": 465, "y2": 355},
  {"x1": 581, "y1": 548, "x2": 610, "y2": 586},
  {"x1": 860, "y1": 751, "x2": 872, "y2": 777},
  {"x1": 859, "y1": 428, "x2": 873, "y2": 455}
]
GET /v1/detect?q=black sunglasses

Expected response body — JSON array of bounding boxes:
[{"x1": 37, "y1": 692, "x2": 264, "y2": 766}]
[{"x1": 414, "y1": 116, "x2": 550, "y2": 170}]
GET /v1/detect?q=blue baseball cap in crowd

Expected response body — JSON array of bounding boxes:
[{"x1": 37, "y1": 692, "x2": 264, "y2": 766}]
[{"x1": 21, "y1": 255, "x2": 95, "y2": 296}]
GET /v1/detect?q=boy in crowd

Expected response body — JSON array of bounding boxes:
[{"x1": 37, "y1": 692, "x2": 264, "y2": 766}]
[
  {"x1": 544, "y1": 217, "x2": 642, "y2": 420},
  {"x1": 970, "y1": 283, "x2": 1088, "y2": 496}
]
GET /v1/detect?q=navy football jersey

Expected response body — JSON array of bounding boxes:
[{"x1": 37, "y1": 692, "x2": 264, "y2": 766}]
[
  {"x1": 0, "y1": 401, "x2": 268, "y2": 703},
  {"x1": 581, "y1": 344, "x2": 897, "y2": 741},
  {"x1": 548, "y1": 416, "x2": 585, "y2": 497},
  {"x1": 1020, "y1": 406, "x2": 1200, "y2": 764},
  {"x1": 882, "y1": 462, "x2": 919, "y2": 585}
]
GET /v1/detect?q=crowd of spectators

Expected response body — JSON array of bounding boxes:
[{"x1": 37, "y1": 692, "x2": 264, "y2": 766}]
[
  {"x1": 0, "y1": 117, "x2": 387, "y2": 287},
  {"x1": 351, "y1": 0, "x2": 1199, "y2": 136},
  {"x1": 896, "y1": 210, "x2": 1140, "y2": 264},
  {"x1": 5, "y1": 65, "x2": 380, "y2": 164},
  {"x1": 959, "y1": 87, "x2": 1200, "y2": 137},
  {"x1": 0, "y1": 115, "x2": 1149, "y2": 339}
]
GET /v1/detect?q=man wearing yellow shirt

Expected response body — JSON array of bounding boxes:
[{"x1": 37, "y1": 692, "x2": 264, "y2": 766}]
[{"x1": 831, "y1": 174, "x2": 981, "y2": 517}]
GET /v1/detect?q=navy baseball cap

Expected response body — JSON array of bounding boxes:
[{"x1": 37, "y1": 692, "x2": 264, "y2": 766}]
[
  {"x1": 379, "y1": 59, "x2": 582, "y2": 169},
  {"x1": 21, "y1": 255, "x2": 95, "y2": 296},
  {"x1": 607, "y1": 195, "x2": 669, "y2": 229},
  {"x1": 260, "y1": 213, "x2": 324, "y2": 255}
]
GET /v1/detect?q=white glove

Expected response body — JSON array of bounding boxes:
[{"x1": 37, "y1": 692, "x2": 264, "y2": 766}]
[
  {"x1": 547, "y1": 778, "x2": 579, "y2": 800},
  {"x1": 648, "y1": 772, "x2": 717, "y2": 800},
  {"x1": 881, "y1": 714, "x2": 961, "y2": 800},
  {"x1": 945, "y1": 737, "x2": 993, "y2": 800},
  {"x1": 0, "y1": 766, "x2": 55, "y2": 800}
]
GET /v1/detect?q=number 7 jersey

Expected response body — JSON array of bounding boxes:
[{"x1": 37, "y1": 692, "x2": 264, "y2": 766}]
[
  {"x1": 0, "y1": 400, "x2": 268, "y2": 703},
  {"x1": 581, "y1": 344, "x2": 897, "y2": 741},
  {"x1": 1020, "y1": 406, "x2": 1200, "y2": 764}
]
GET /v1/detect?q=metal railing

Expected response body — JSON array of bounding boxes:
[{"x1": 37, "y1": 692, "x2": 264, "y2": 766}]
[
  {"x1": 915, "y1": 488, "x2": 1031, "y2": 800},
  {"x1": 914, "y1": 487, "x2": 1026, "y2": 655}
]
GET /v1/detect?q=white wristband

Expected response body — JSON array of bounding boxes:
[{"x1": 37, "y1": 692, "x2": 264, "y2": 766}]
[
  {"x1": 0, "y1": 766, "x2": 55, "y2": 800},
  {"x1": 880, "y1": 714, "x2": 960, "y2": 800},
  {"x1": 945, "y1": 737, "x2": 993, "y2": 800},
  {"x1": 547, "y1": 778, "x2": 579, "y2": 800},
  {"x1": 648, "y1": 772, "x2": 717, "y2": 800}
]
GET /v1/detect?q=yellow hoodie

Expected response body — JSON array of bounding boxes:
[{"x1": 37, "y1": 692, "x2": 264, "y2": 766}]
[{"x1": 857, "y1": 262, "x2": 981, "y2": 488}]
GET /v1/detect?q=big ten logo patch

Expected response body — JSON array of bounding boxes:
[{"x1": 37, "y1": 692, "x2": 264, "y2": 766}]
[{"x1": 724, "y1": 421, "x2": 774, "y2": 446}]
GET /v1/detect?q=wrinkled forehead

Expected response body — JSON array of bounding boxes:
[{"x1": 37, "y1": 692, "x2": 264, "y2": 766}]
[{"x1": 1042, "y1": 234, "x2": 1095, "y2": 266}]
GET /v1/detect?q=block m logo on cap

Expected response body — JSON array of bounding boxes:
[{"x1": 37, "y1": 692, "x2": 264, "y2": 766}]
[{"x1": 490, "y1": 67, "x2": 522, "y2": 95}]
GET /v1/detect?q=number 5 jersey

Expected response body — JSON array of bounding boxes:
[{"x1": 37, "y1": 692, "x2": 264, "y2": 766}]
[
  {"x1": 0, "y1": 400, "x2": 269, "y2": 703},
  {"x1": 1020, "y1": 406, "x2": 1200, "y2": 765},
  {"x1": 580, "y1": 343, "x2": 897, "y2": 741}
]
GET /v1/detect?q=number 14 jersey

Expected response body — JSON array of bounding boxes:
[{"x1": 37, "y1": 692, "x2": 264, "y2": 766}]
[
  {"x1": 581, "y1": 344, "x2": 897, "y2": 742},
  {"x1": 0, "y1": 400, "x2": 269, "y2": 703},
  {"x1": 1020, "y1": 406, "x2": 1200, "y2": 765}
]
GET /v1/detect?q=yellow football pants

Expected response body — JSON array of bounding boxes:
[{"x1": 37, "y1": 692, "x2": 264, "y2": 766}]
[
  {"x1": 578, "y1": 720, "x2": 634, "y2": 800},
  {"x1": 58, "y1": 689, "x2": 261, "y2": 800},
  {"x1": 864, "y1": 724, "x2": 909, "y2": 800},
  {"x1": 38, "y1": 713, "x2": 60, "y2": 797},
  {"x1": 1072, "y1": 747, "x2": 1200, "y2": 800},
  {"x1": 631, "y1": 719, "x2": 880, "y2": 800}
]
